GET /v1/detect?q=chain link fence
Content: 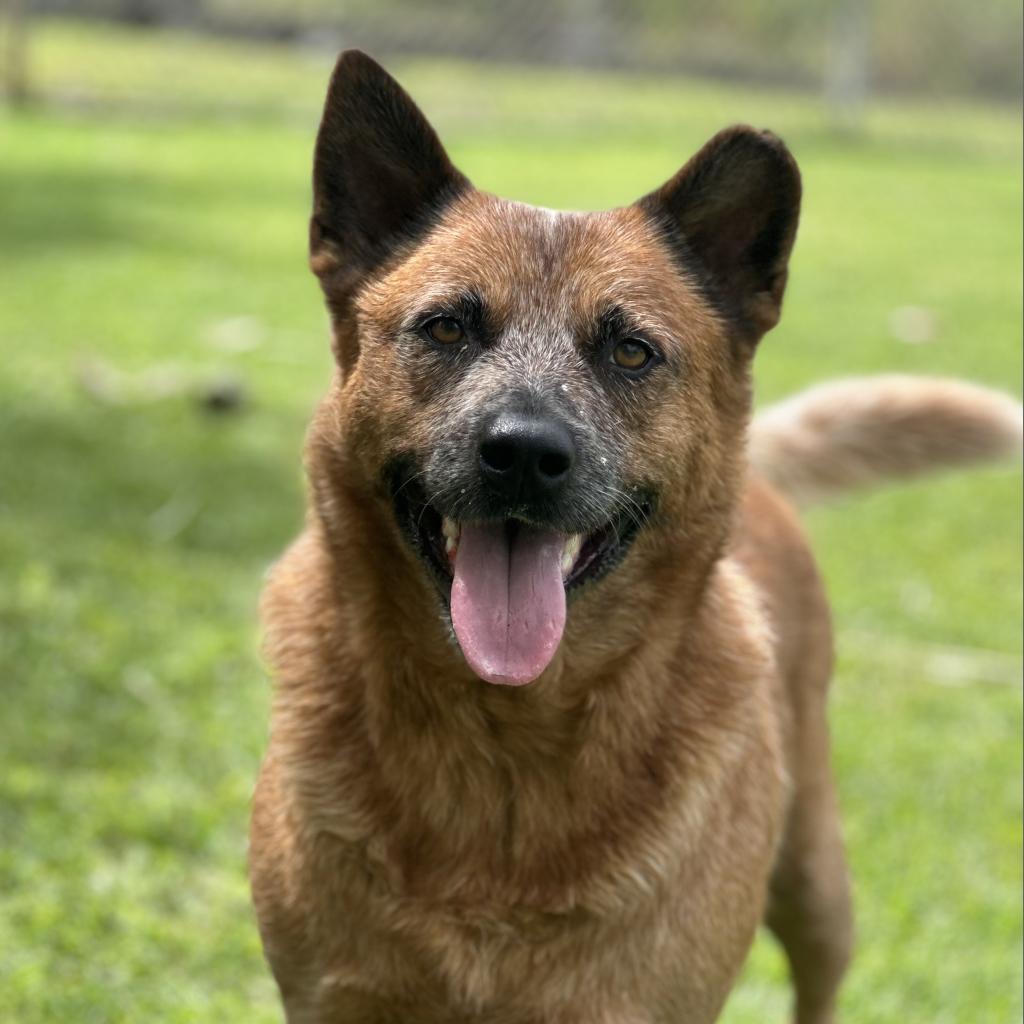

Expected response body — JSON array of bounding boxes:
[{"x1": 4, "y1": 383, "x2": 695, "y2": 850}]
[{"x1": 5, "y1": 0, "x2": 1023, "y2": 113}]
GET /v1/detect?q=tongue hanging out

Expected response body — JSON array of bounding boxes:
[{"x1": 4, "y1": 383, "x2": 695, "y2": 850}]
[{"x1": 450, "y1": 522, "x2": 566, "y2": 685}]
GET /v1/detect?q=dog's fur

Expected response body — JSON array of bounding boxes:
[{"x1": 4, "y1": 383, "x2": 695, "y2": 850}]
[{"x1": 249, "y1": 52, "x2": 1023, "y2": 1023}]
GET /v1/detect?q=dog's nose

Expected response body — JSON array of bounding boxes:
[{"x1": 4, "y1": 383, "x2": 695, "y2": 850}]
[{"x1": 478, "y1": 412, "x2": 575, "y2": 503}]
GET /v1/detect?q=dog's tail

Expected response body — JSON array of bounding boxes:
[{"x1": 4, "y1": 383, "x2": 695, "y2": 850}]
[{"x1": 749, "y1": 375, "x2": 1023, "y2": 504}]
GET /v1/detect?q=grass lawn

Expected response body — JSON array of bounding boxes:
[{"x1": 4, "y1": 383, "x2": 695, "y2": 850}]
[{"x1": 0, "y1": 18, "x2": 1020, "y2": 1023}]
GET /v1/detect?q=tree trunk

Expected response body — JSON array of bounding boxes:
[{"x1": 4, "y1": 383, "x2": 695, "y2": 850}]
[{"x1": 3, "y1": 0, "x2": 30, "y2": 108}]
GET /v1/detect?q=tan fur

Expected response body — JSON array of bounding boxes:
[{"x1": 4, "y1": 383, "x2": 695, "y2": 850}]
[{"x1": 249, "y1": 52, "x2": 1017, "y2": 1024}]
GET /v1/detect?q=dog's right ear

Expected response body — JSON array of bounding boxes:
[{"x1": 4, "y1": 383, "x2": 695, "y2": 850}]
[{"x1": 310, "y1": 50, "x2": 469, "y2": 295}]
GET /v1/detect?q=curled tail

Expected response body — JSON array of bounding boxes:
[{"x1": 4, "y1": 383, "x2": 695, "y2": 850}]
[{"x1": 749, "y1": 375, "x2": 1023, "y2": 504}]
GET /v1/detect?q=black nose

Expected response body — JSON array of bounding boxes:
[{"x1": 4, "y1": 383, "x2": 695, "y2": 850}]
[{"x1": 478, "y1": 412, "x2": 575, "y2": 504}]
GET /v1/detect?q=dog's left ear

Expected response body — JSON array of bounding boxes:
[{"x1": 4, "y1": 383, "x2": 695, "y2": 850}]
[{"x1": 638, "y1": 126, "x2": 801, "y2": 343}]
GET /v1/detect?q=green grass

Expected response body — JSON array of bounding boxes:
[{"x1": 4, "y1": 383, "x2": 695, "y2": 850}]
[{"x1": 1, "y1": 18, "x2": 1021, "y2": 1023}]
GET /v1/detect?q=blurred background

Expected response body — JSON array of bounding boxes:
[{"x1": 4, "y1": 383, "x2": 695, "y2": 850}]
[{"x1": 1, "y1": 2, "x2": 1021, "y2": 1021}]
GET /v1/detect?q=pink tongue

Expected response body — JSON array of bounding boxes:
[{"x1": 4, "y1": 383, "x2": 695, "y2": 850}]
[{"x1": 451, "y1": 523, "x2": 566, "y2": 686}]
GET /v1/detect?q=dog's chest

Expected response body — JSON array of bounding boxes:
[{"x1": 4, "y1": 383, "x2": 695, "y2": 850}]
[
  {"x1": 312, "y1": 827, "x2": 763, "y2": 1024},
  {"x1": 330, "y1": 856, "x2": 675, "y2": 1017}
]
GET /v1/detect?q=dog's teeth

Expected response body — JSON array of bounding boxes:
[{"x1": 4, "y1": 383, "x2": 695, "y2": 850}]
[
  {"x1": 561, "y1": 534, "x2": 583, "y2": 578},
  {"x1": 442, "y1": 518, "x2": 460, "y2": 563}
]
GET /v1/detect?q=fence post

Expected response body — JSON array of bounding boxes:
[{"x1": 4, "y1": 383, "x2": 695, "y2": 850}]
[
  {"x1": 826, "y1": 0, "x2": 869, "y2": 132},
  {"x1": 560, "y1": 0, "x2": 613, "y2": 68}
]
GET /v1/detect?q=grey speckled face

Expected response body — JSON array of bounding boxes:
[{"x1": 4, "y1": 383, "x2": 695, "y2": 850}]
[{"x1": 414, "y1": 286, "x2": 645, "y2": 533}]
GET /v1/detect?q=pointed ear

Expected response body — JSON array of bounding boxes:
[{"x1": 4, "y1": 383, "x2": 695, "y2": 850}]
[
  {"x1": 638, "y1": 126, "x2": 801, "y2": 343},
  {"x1": 310, "y1": 50, "x2": 470, "y2": 292}
]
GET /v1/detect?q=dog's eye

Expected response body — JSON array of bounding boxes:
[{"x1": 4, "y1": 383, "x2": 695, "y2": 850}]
[
  {"x1": 425, "y1": 316, "x2": 465, "y2": 345},
  {"x1": 611, "y1": 339, "x2": 653, "y2": 372}
]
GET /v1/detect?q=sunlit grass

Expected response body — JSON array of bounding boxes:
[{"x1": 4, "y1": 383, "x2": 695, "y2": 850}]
[{"x1": 0, "y1": 18, "x2": 1020, "y2": 1023}]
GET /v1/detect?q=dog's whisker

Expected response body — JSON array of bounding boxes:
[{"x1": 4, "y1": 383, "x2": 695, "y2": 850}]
[{"x1": 392, "y1": 466, "x2": 433, "y2": 501}]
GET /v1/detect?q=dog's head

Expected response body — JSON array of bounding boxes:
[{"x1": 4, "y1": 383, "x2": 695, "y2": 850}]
[{"x1": 306, "y1": 52, "x2": 801, "y2": 686}]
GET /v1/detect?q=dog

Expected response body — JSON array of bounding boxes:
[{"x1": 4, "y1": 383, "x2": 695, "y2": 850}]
[{"x1": 249, "y1": 51, "x2": 1022, "y2": 1023}]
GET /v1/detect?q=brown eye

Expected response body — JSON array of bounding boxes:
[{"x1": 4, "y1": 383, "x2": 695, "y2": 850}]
[
  {"x1": 425, "y1": 316, "x2": 464, "y2": 345},
  {"x1": 611, "y1": 339, "x2": 653, "y2": 372}
]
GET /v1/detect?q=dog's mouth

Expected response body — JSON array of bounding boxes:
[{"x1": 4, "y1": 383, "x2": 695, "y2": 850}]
[
  {"x1": 405, "y1": 503, "x2": 642, "y2": 591},
  {"x1": 392, "y1": 477, "x2": 651, "y2": 687}
]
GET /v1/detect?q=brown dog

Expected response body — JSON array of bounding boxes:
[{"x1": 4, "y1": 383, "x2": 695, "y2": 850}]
[{"x1": 249, "y1": 51, "x2": 1022, "y2": 1023}]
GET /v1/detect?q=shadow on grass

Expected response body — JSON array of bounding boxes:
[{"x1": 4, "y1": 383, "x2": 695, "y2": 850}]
[
  {"x1": 0, "y1": 153, "x2": 306, "y2": 262},
  {"x1": 0, "y1": 163, "x2": 209, "y2": 258},
  {"x1": 2, "y1": 396, "x2": 303, "y2": 562}
]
